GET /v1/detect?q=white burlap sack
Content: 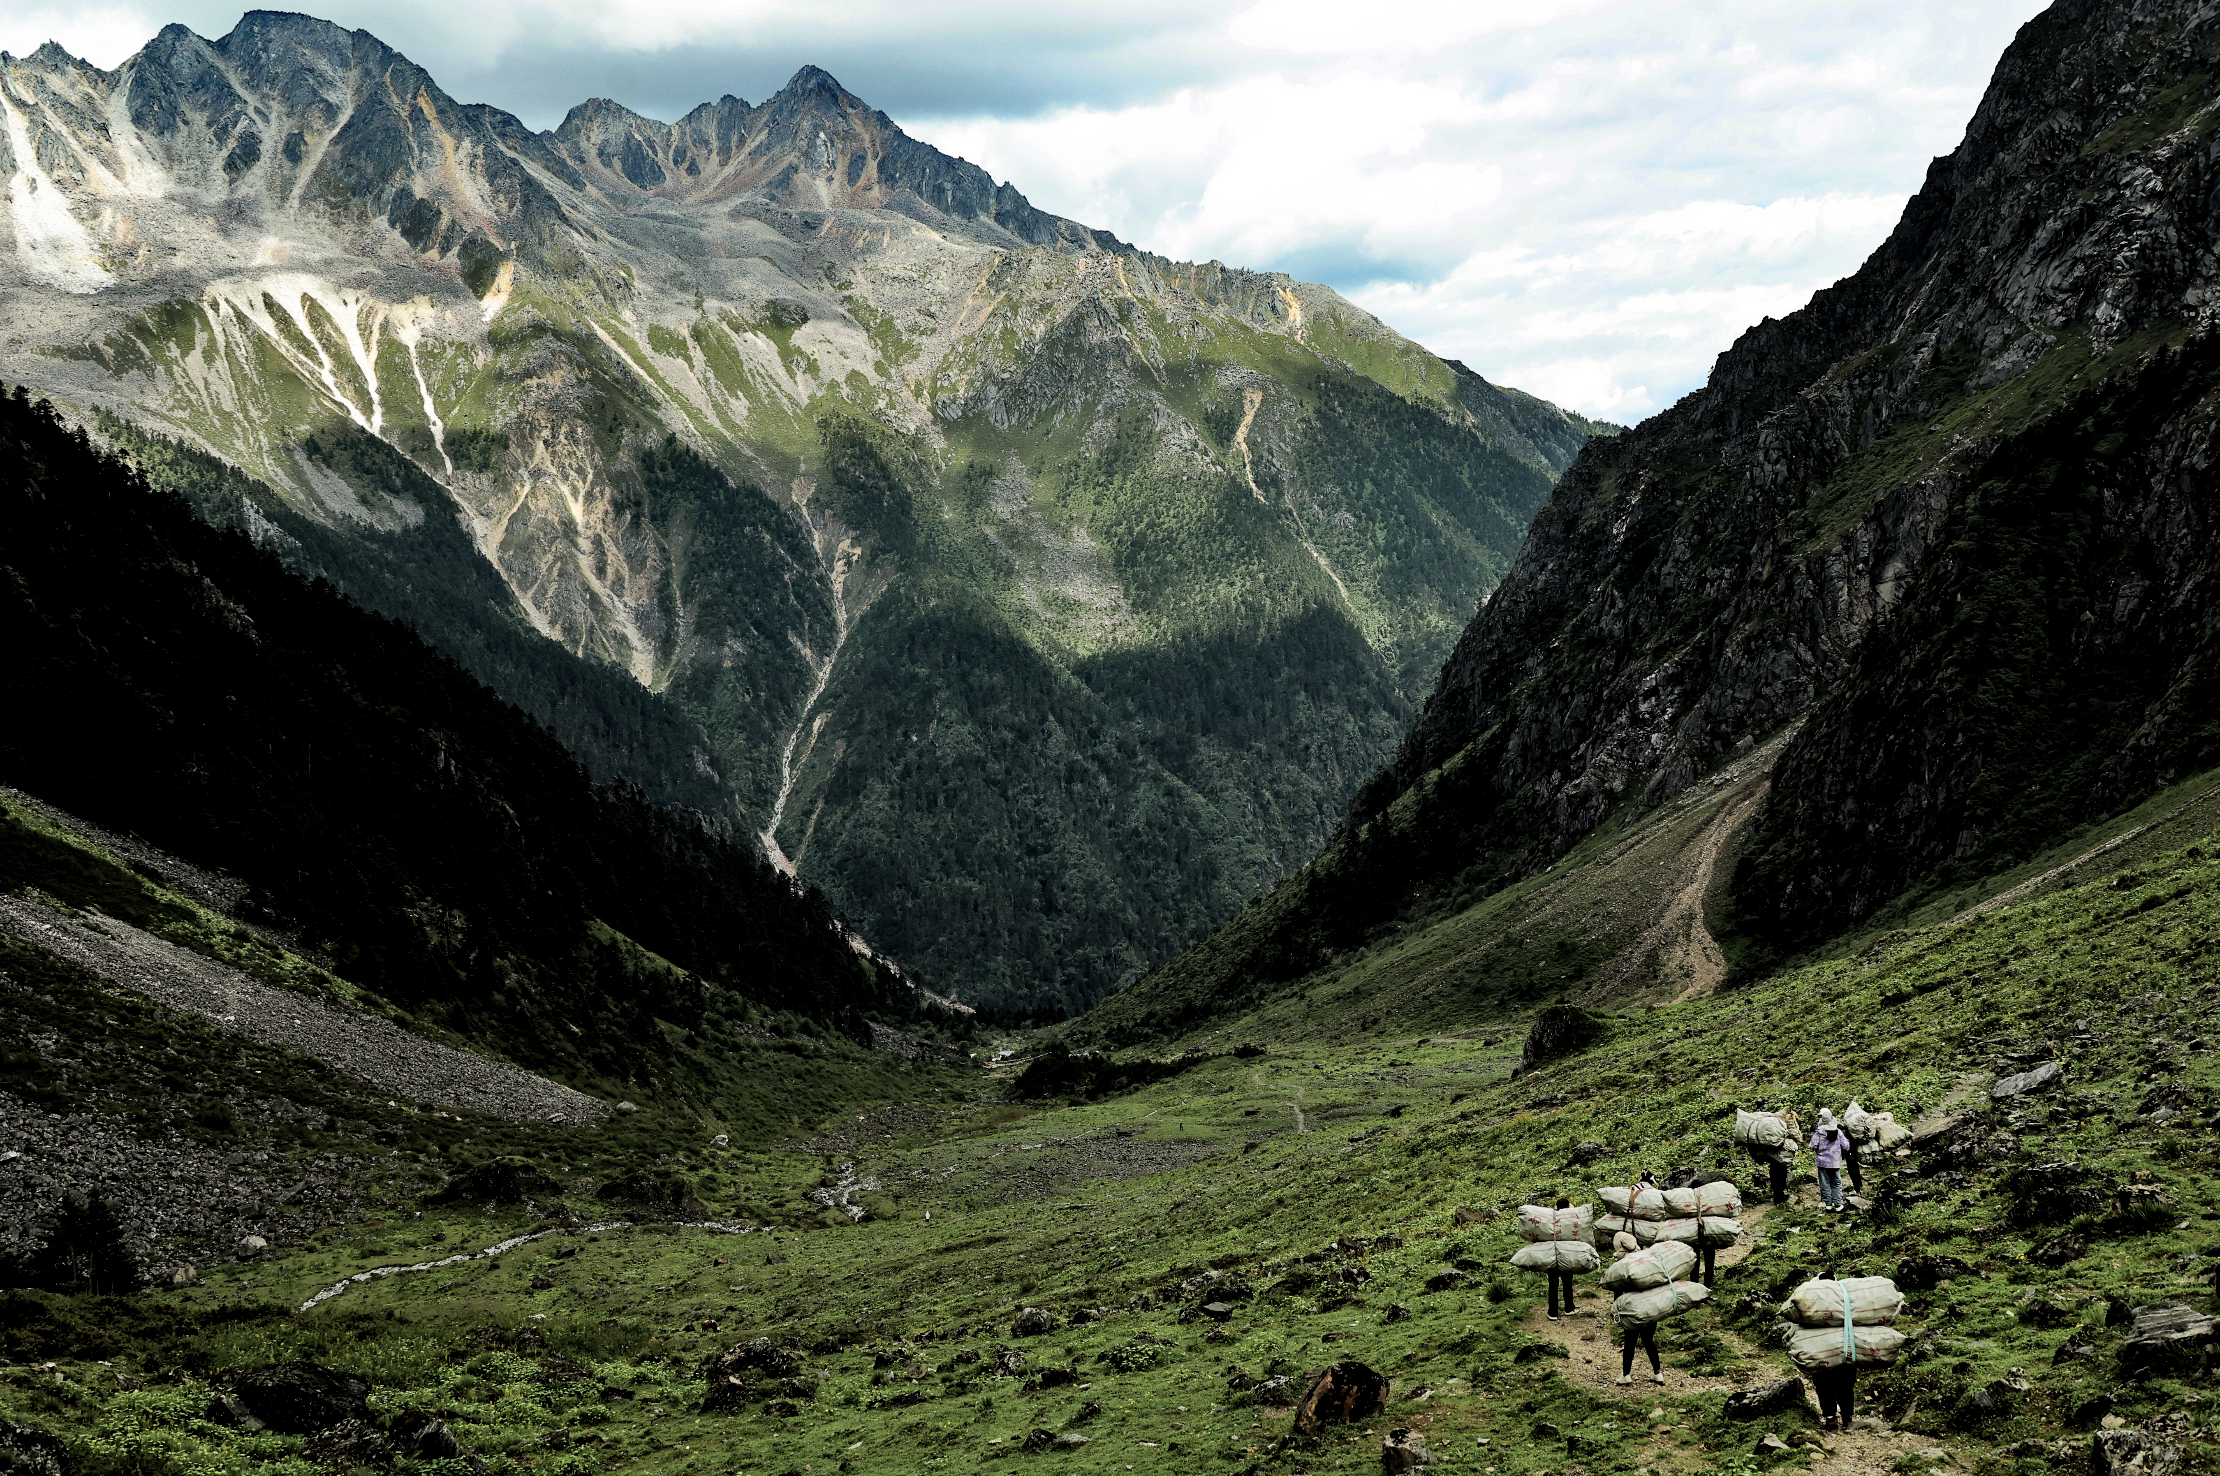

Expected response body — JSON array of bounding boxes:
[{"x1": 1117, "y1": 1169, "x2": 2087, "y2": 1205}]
[
  {"x1": 1599, "y1": 1241, "x2": 1696, "y2": 1292},
  {"x1": 1594, "y1": 1213, "x2": 1661, "y2": 1247},
  {"x1": 1599, "y1": 1185, "x2": 1672, "y2": 1221},
  {"x1": 1612, "y1": 1279, "x2": 1711, "y2": 1327},
  {"x1": 1662, "y1": 1186, "x2": 1699, "y2": 1216},
  {"x1": 1696, "y1": 1216, "x2": 1743, "y2": 1247},
  {"x1": 1870, "y1": 1112, "x2": 1911, "y2": 1149},
  {"x1": 1650, "y1": 1218, "x2": 1701, "y2": 1244},
  {"x1": 1782, "y1": 1277, "x2": 1904, "y2": 1327},
  {"x1": 1787, "y1": 1323, "x2": 1905, "y2": 1369},
  {"x1": 1734, "y1": 1109, "x2": 1790, "y2": 1148},
  {"x1": 1694, "y1": 1181, "x2": 1743, "y2": 1216},
  {"x1": 1516, "y1": 1203, "x2": 1595, "y2": 1242},
  {"x1": 1841, "y1": 1101, "x2": 1873, "y2": 1142},
  {"x1": 1510, "y1": 1239, "x2": 1602, "y2": 1273}
]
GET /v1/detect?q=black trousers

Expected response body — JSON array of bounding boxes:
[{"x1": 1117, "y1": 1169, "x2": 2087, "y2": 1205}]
[
  {"x1": 1812, "y1": 1364, "x2": 1856, "y2": 1423},
  {"x1": 1547, "y1": 1270, "x2": 1575, "y2": 1314},
  {"x1": 1696, "y1": 1244, "x2": 1718, "y2": 1287},
  {"x1": 1845, "y1": 1144, "x2": 1864, "y2": 1192},
  {"x1": 1768, "y1": 1160, "x2": 1790, "y2": 1203},
  {"x1": 1622, "y1": 1323, "x2": 1659, "y2": 1375}
]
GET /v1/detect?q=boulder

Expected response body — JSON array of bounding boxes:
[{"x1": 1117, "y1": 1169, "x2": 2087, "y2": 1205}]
[
  {"x1": 1293, "y1": 1360, "x2": 1389, "y2": 1435},
  {"x1": 2029, "y1": 1232, "x2": 2090, "y2": 1268},
  {"x1": 1724, "y1": 1379, "x2": 1806, "y2": 1419},
  {"x1": 1452, "y1": 1205, "x2": 1487, "y2": 1225},
  {"x1": 1755, "y1": 1433, "x2": 1793, "y2": 1456},
  {"x1": 1522, "y1": 1006, "x2": 1610, "y2": 1069},
  {"x1": 596, "y1": 1168, "x2": 707, "y2": 1219},
  {"x1": 2119, "y1": 1302, "x2": 2215, "y2": 1370},
  {"x1": 1566, "y1": 1140, "x2": 1609, "y2": 1166},
  {"x1": 1894, "y1": 1254, "x2": 1972, "y2": 1292},
  {"x1": 1512, "y1": 1342, "x2": 1568, "y2": 1364},
  {"x1": 0, "y1": 1419, "x2": 68, "y2": 1476},
  {"x1": 431, "y1": 1156, "x2": 562, "y2": 1206},
  {"x1": 1382, "y1": 1427, "x2": 1434, "y2": 1472},
  {"x1": 204, "y1": 1392, "x2": 264, "y2": 1430},
  {"x1": 1423, "y1": 1268, "x2": 1467, "y2": 1293},
  {"x1": 1056, "y1": 1433, "x2": 1090, "y2": 1448},
  {"x1": 2004, "y1": 1161, "x2": 2103, "y2": 1226},
  {"x1": 2093, "y1": 1428, "x2": 2184, "y2": 1476},
  {"x1": 1021, "y1": 1428, "x2": 1057, "y2": 1453},
  {"x1": 237, "y1": 1235, "x2": 268, "y2": 1257},
  {"x1": 302, "y1": 1418, "x2": 394, "y2": 1467},
  {"x1": 701, "y1": 1338, "x2": 802, "y2": 1412},
  {"x1": 392, "y1": 1413, "x2": 462, "y2": 1458},
  {"x1": 232, "y1": 1362, "x2": 372, "y2": 1434},
  {"x1": 1012, "y1": 1307, "x2": 1053, "y2": 1337},
  {"x1": 1200, "y1": 1302, "x2": 1234, "y2": 1322},
  {"x1": 1992, "y1": 1061, "x2": 2065, "y2": 1099},
  {"x1": 993, "y1": 1347, "x2": 1026, "y2": 1378}
]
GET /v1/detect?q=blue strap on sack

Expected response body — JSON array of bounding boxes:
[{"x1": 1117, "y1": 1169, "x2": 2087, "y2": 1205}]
[{"x1": 1840, "y1": 1281, "x2": 1856, "y2": 1365}]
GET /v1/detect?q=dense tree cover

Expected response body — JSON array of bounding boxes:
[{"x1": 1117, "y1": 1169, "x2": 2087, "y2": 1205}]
[{"x1": 1, "y1": 386, "x2": 914, "y2": 1082}]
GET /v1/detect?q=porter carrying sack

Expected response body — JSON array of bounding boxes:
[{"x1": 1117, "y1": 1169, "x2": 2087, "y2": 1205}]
[
  {"x1": 1510, "y1": 1240, "x2": 1602, "y2": 1274},
  {"x1": 1612, "y1": 1279, "x2": 1711, "y2": 1327},
  {"x1": 1663, "y1": 1181, "x2": 1745, "y2": 1217},
  {"x1": 1696, "y1": 1216, "x2": 1743, "y2": 1247},
  {"x1": 1599, "y1": 1241, "x2": 1696, "y2": 1292},
  {"x1": 1733, "y1": 1110, "x2": 1791, "y2": 1149}
]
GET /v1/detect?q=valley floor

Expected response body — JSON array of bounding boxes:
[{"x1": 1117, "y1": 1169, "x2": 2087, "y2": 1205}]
[{"x1": 10, "y1": 773, "x2": 2220, "y2": 1474}]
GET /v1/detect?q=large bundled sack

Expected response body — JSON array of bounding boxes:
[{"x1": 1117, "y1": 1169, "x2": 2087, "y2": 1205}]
[
  {"x1": 1781, "y1": 1277, "x2": 1904, "y2": 1327},
  {"x1": 1516, "y1": 1203, "x2": 1594, "y2": 1242},
  {"x1": 1650, "y1": 1218, "x2": 1701, "y2": 1245},
  {"x1": 1599, "y1": 1185, "x2": 1672, "y2": 1221},
  {"x1": 1733, "y1": 1110, "x2": 1791, "y2": 1149},
  {"x1": 1697, "y1": 1216, "x2": 1744, "y2": 1247},
  {"x1": 1594, "y1": 1214, "x2": 1658, "y2": 1247},
  {"x1": 1510, "y1": 1240, "x2": 1602, "y2": 1274},
  {"x1": 1787, "y1": 1324, "x2": 1906, "y2": 1368},
  {"x1": 1664, "y1": 1181, "x2": 1744, "y2": 1217},
  {"x1": 1600, "y1": 1241, "x2": 1696, "y2": 1292},
  {"x1": 1841, "y1": 1101, "x2": 1874, "y2": 1142},
  {"x1": 1613, "y1": 1280, "x2": 1711, "y2": 1327}
]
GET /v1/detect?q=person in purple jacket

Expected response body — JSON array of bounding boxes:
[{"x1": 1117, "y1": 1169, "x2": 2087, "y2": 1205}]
[{"x1": 1811, "y1": 1110, "x2": 1850, "y2": 1211}]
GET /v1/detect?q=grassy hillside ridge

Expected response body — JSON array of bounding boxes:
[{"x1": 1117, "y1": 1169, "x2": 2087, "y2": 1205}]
[{"x1": 10, "y1": 785, "x2": 2220, "y2": 1472}]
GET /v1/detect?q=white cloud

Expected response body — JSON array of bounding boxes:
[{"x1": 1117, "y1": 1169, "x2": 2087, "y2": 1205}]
[{"x1": 0, "y1": 5, "x2": 160, "y2": 69}]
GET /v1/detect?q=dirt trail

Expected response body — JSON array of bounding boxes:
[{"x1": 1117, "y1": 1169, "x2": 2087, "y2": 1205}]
[{"x1": 1517, "y1": 1204, "x2": 1956, "y2": 1475}]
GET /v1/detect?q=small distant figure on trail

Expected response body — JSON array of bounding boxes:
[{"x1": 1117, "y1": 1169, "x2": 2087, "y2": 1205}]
[{"x1": 1811, "y1": 1111, "x2": 1850, "y2": 1212}]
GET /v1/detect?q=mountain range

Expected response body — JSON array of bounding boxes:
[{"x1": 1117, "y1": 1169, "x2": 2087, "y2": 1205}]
[{"x1": 0, "y1": 15, "x2": 1608, "y2": 1015}]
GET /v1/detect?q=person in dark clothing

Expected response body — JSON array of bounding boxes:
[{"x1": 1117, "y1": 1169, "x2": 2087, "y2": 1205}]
[
  {"x1": 1546, "y1": 1196, "x2": 1577, "y2": 1319},
  {"x1": 1843, "y1": 1132, "x2": 1865, "y2": 1194},
  {"x1": 1694, "y1": 1238, "x2": 1718, "y2": 1288},
  {"x1": 1620, "y1": 1323, "x2": 1662, "y2": 1383},
  {"x1": 1767, "y1": 1154, "x2": 1790, "y2": 1204}
]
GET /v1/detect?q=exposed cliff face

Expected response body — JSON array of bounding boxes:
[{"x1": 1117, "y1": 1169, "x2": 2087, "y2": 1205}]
[
  {"x1": 0, "y1": 11, "x2": 1601, "y2": 1013},
  {"x1": 1096, "y1": 0, "x2": 2220, "y2": 1029}
]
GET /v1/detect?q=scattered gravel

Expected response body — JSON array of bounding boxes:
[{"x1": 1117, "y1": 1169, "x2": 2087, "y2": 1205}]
[{"x1": 0, "y1": 895, "x2": 609, "y2": 1124}]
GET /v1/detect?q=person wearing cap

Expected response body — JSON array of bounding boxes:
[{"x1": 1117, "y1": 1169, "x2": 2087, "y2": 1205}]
[{"x1": 1811, "y1": 1111, "x2": 1850, "y2": 1212}]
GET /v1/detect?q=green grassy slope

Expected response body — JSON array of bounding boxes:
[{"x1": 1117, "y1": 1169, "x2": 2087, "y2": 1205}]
[{"x1": 13, "y1": 791, "x2": 2220, "y2": 1474}]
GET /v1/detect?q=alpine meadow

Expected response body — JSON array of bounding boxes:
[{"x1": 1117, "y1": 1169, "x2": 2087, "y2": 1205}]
[{"x1": 6, "y1": 3, "x2": 2220, "y2": 1476}]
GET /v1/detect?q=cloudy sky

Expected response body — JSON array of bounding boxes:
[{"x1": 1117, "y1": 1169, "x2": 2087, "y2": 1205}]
[{"x1": 5, "y1": 0, "x2": 2050, "y2": 421}]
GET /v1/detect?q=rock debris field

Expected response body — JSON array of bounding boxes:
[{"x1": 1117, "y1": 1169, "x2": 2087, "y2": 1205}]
[{"x1": 0, "y1": 894, "x2": 608, "y2": 1125}]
